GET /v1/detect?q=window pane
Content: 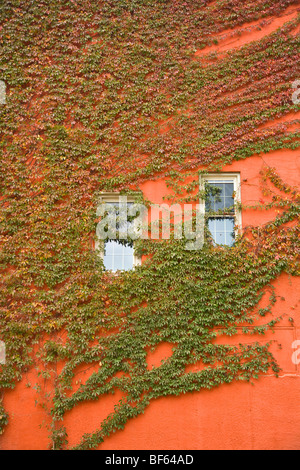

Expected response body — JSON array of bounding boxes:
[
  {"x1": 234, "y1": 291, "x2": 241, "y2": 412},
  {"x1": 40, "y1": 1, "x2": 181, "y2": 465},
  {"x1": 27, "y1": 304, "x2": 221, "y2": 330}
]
[
  {"x1": 208, "y1": 217, "x2": 235, "y2": 246},
  {"x1": 205, "y1": 181, "x2": 234, "y2": 213},
  {"x1": 101, "y1": 200, "x2": 136, "y2": 272},
  {"x1": 103, "y1": 240, "x2": 134, "y2": 272},
  {"x1": 113, "y1": 241, "x2": 124, "y2": 255},
  {"x1": 104, "y1": 240, "x2": 115, "y2": 255},
  {"x1": 225, "y1": 197, "x2": 234, "y2": 211},
  {"x1": 123, "y1": 244, "x2": 134, "y2": 256},
  {"x1": 123, "y1": 255, "x2": 134, "y2": 270},
  {"x1": 103, "y1": 254, "x2": 113, "y2": 271},
  {"x1": 225, "y1": 183, "x2": 234, "y2": 196},
  {"x1": 215, "y1": 217, "x2": 225, "y2": 233},
  {"x1": 214, "y1": 184, "x2": 225, "y2": 211},
  {"x1": 225, "y1": 218, "x2": 235, "y2": 246},
  {"x1": 113, "y1": 255, "x2": 124, "y2": 271}
]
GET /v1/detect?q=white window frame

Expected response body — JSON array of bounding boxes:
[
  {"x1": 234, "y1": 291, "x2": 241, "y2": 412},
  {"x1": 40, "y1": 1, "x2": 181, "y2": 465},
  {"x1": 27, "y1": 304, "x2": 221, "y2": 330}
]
[
  {"x1": 199, "y1": 173, "x2": 242, "y2": 244},
  {"x1": 96, "y1": 192, "x2": 142, "y2": 272}
]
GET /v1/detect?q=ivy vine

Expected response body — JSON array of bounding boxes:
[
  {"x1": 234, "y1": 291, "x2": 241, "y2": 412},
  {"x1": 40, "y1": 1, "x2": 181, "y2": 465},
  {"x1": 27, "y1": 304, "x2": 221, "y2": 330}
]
[{"x1": 0, "y1": 0, "x2": 299, "y2": 450}]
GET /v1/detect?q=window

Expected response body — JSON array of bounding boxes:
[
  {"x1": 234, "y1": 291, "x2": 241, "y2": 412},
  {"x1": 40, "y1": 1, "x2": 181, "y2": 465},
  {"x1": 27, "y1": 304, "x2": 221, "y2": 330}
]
[
  {"x1": 200, "y1": 174, "x2": 241, "y2": 246},
  {"x1": 96, "y1": 193, "x2": 141, "y2": 272}
]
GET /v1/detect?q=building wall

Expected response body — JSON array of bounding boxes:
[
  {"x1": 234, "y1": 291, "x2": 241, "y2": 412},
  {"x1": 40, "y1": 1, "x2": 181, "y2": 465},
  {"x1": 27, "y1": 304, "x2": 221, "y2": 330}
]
[{"x1": 1, "y1": 151, "x2": 299, "y2": 450}]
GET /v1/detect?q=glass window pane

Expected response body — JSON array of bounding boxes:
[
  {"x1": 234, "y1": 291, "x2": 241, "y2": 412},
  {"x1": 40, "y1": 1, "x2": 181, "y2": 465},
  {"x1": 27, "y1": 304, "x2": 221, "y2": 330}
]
[
  {"x1": 225, "y1": 218, "x2": 235, "y2": 246},
  {"x1": 103, "y1": 239, "x2": 134, "y2": 272},
  {"x1": 104, "y1": 240, "x2": 115, "y2": 254},
  {"x1": 208, "y1": 218, "x2": 216, "y2": 238},
  {"x1": 123, "y1": 244, "x2": 134, "y2": 256},
  {"x1": 214, "y1": 189, "x2": 225, "y2": 211},
  {"x1": 113, "y1": 241, "x2": 124, "y2": 255},
  {"x1": 224, "y1": 197, "x2": 234, "y2": 211},
  {"x1": 225, "y1": 218, "x2": 235, "y2": 231},
  {"x1": 215, "y1": 217, "x2": 225, "y2": 233},
  {"x1": 216, "y1": 231, "x2": 226, "y2": 245},
  {"x1": 113, "y1": 256, "x2": 124, "y2": 271},
  {"x1": 205, "y1": 197, "x2": 213, "y2": 212},
  {"x1": 208, "y1": 217, "x2": 235, "y2": 246},
  {"x1": 101, "y1": 199, "x2": 137, "y2": 271},
  {"x1": 205, "y1": 181, "x2": 235, "y2": 213},
  {"x1": 225, "y1": 182, "x2": 234, "y2": 197},
  {"x1": 103, "y1": 254, "x2": 113, "y2": 271},
  {"x1": 205, "y1": 183, "x2": 215, "y2": 212},
  {"x1": 104, "y1": 201, "x2": 135, "y2": 233},
  {"x1": 123, "y1": 255, "x2": 134, "y2": 270},
  {"x1": 225, "y1": 184, "x2": 234, "y2": 211}
]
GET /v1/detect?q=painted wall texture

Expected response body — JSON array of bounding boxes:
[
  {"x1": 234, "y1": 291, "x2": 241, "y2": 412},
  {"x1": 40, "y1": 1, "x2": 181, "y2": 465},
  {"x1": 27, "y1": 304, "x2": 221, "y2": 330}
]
[{"x1": 0, "y1": 1, "x2": 299, "y2": 450}]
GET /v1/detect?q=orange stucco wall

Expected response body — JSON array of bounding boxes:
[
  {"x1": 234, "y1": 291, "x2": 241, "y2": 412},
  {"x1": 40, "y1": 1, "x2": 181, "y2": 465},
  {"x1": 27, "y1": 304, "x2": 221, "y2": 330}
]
[{"x1": 1, "y1": 150, "x2": 299, "y2": 451}]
